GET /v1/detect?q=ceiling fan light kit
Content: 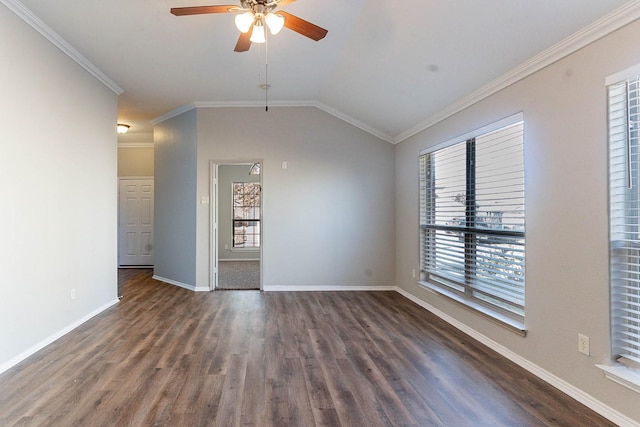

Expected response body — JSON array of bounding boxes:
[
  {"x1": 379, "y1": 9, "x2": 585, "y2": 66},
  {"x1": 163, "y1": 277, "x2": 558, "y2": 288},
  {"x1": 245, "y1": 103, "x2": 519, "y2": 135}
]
[{"x1": 235, "y1": 11, "x2": 284, "y2": 38}]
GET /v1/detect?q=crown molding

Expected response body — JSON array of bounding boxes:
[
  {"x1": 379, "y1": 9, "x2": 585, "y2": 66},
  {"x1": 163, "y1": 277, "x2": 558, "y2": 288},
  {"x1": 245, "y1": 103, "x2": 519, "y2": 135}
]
[
  {"x1": 150, "y1": 104, "x2": 196, "y2": 125},
  {"x1": 154, "y1": 100, "x2": 394, "y2": 143},
  {"x1": 1, "y1": 0, "x2": 124, "y2": 95},
  {"x1": 313, "y1": 101, "x2": 394, "y2": 143},
  {"x1": 6, "y1": 0, "x2": 638, "y2": 144},
  {"x1": 394, "y1": 0, "x2": 640, "y2": 144}
]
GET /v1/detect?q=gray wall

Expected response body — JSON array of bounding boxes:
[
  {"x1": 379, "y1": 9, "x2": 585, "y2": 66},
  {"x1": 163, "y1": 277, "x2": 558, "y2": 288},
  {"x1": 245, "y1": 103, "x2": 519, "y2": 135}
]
[
  {"x1": 217, "y1": 164, "x2": 260, "y2": 261},
  {"x1": 195, "y1": 107, "x2": 396, "y2": 290},
  {"x1": 395, "y1": 18, "x2": 640, "y2": 422},
  {"x1": 0, "y1": 5, "x2": 118, "y2": 369},
  {"x1": 153, "y1": 110, "x2": 198, "y2": 286}
]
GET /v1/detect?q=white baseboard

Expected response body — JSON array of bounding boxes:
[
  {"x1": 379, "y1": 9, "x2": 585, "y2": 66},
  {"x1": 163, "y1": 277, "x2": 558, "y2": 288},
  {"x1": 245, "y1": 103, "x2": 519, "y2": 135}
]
[
  {"x1": 263, "y1": 284, "x2": 396, "y2": 292},
  {"x1": 152, "y1": 275, "x2": 210, "y2": 292},
  {"x1": 395, "y1": 287, "x2": 640, "y2": 427},
  {"x1": 0, "y1": 298, "x2": 120, "y2": 376}
]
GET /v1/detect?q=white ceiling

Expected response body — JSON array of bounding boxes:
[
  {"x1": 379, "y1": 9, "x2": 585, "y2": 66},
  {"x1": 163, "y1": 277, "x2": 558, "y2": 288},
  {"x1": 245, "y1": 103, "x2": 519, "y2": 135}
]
[{"x1": 13, "y1": 0, "x2": 638, "y2": 141}]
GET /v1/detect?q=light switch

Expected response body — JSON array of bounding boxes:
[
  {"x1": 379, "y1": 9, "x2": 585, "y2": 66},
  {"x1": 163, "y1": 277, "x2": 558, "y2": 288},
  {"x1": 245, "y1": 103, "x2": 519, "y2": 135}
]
[
  {"x1": 201, "y1": 196, "x2": 210, "y2": 204},
  {"x1": 282, "y1": 161, "x2": 287, "y2": 169}
]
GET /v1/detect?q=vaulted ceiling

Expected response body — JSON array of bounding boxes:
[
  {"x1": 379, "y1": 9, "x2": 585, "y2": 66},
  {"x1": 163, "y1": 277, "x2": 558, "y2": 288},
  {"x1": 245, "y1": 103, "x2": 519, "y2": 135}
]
[{"x1": 14, "y1": 0, "x2": 637, "y2": 142}]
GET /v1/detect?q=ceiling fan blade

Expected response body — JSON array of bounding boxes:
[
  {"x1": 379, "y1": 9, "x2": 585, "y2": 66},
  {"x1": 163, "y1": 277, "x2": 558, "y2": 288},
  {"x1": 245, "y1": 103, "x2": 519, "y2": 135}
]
[
  {"x1": 276, "y1": 0, "x2": 297, "y2": 6},
  {"x1": 279, "y1": 11, "x2": 328, "y2": 41},
  {"x1": 234, "y1": 30, "x2": 252, "y2": 52},
  {"x1": 170, "y1": 5, "x2": 237, "y2": 16}
]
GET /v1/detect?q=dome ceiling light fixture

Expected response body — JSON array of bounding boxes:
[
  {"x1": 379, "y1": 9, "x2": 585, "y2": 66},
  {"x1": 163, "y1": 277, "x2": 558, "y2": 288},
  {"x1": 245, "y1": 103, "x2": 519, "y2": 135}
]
[
  {"x1": 170, "y1": 0, "x2": 328, "y2": 52},
  {"x1": 117, "y1": 124, "x2": 130, "y2": 134}
]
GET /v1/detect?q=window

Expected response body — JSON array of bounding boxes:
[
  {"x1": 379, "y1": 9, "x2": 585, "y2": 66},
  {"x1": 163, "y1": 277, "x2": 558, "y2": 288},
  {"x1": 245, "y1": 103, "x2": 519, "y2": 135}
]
[
  {"x1": 419, "y1": 115, "x2": 526, "y2": 324},
  {"x1": 232, "y1": 182, "x2": 261, "y2": 249},
  {"x1": 608, "y1": 76, "x2": 640, "y2": 369}
]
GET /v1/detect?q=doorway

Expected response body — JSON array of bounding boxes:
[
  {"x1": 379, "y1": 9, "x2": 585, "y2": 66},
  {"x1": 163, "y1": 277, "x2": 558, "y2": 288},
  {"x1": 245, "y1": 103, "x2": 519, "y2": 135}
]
[{"x1": 211, "y1": 162, "x2": 262, "y2": 290}]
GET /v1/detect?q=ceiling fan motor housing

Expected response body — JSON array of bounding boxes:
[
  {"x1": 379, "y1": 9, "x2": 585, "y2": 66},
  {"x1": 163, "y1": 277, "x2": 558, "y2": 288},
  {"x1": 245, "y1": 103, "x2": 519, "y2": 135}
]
[{"x1": 241, "y1": 0, "x2": 279, "y2": 15}]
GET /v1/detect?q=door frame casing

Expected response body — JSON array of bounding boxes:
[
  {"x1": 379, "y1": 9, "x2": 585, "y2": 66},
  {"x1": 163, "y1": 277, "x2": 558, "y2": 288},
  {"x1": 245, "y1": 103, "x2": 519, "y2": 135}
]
[{"x1": 210, "y1": 161, "x2": 263, "y2": 291}]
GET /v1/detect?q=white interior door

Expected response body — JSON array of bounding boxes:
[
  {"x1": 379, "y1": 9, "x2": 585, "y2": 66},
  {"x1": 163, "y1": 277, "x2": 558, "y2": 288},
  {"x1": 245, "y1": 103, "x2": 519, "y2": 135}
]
[{"x1": 118, "y1": 178, "x2": 154, "y2": 266}]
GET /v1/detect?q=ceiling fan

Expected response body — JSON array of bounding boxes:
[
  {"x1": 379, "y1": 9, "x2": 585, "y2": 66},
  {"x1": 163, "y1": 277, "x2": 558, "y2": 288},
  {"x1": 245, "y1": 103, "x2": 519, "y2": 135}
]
[{"x1": 170, "y1": 0, "x2": 328, "y2": 52}]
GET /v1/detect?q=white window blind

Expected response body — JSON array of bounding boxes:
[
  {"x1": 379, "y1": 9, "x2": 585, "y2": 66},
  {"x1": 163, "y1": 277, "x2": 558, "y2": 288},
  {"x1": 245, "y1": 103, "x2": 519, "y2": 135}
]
[
  {"x1": 609, "y1": 77, "x2": 640, "y2": 367},
  {"x1": 419, "y1": 120, "x2": 525, "y2": 320}
]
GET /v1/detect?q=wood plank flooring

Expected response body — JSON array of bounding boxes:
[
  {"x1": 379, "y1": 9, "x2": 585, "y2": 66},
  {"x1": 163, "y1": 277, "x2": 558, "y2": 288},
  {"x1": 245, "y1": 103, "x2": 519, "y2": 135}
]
[{"x1": 0, "y1": 269, "x2": 615, "y2": 426}]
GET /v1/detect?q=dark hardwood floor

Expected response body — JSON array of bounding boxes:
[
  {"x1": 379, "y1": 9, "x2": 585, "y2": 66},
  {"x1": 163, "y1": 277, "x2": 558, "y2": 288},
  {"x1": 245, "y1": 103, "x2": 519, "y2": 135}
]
[{"x1": 0, "y1": 269, "x2": 615, "y2": 426}]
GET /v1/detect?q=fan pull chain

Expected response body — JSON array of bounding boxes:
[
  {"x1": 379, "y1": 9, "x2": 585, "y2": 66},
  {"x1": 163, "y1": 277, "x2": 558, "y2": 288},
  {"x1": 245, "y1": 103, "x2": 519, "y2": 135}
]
[{"x1": 265, "y1": 31, "x2": 269, "y2": 112}]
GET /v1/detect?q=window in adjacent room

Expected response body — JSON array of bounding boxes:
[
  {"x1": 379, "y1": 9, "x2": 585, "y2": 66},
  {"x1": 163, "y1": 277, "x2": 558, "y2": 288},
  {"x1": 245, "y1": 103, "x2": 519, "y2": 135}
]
[
  {"x1": 419, "y1": 114, "x2": 525, "y2": 327},
  {"x1": 607, "y1": 74, "x2": 640, "y2": 373},
  {"x1": 232, "y1": 182, "x2": 261, "y2": 249}
]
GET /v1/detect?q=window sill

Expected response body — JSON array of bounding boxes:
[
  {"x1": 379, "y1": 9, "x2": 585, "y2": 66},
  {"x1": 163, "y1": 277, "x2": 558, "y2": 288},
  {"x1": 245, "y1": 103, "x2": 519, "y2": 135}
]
[
  {"x1": 596, "y1": 364, "x2": 640, "y2": 394},
  {"x1": 416, "y1": 280, "x2": 527, "y2": 336},
  {"x1": 230, "y1": 248, "x2": 259, "y2": 253}
]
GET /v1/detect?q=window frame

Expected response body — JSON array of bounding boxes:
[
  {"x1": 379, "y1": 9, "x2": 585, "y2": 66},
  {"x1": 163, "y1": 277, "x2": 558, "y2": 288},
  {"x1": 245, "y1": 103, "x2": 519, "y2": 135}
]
[
  {"x1": 231, "y1": 181, "x2": 261, "y2": 250},
  {"x1": 599, "y1": 64, "x2": 640, "y2": 393},
  {"x1": 418, "y1": 113, "x2": 526, "y2": 333}
]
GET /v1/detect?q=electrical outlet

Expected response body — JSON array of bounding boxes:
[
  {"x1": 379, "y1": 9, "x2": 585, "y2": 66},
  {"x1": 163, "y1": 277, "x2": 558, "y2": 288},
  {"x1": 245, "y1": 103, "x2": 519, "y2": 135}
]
[
  {"x1": 70, "y1": 288, "x2": 76, "y2": 300},
  {"x1": 412, "y1": 269, "x2": 416, "y2": 279},
  {"x1": 578, "y1": 334, "x2": 590, "y2": 356}
]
